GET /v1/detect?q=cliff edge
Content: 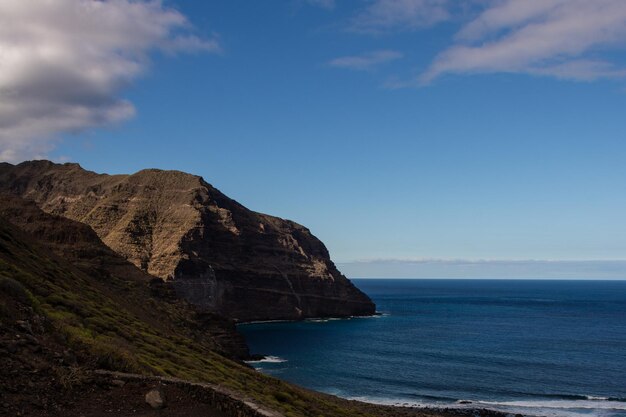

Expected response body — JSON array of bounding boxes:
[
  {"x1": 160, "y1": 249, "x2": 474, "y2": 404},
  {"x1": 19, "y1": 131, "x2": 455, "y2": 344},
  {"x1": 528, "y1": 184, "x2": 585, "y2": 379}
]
[{"x1": 0, "y1": 161, "x2": 375, "y2": 321}]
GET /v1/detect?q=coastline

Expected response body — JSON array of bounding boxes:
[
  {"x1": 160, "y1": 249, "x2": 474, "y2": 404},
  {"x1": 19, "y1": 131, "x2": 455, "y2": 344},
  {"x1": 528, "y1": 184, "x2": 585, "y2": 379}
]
[
  {"x1": 239, "y1": 280, "x2": 626, "y2": 417},
  {"x1": 237, "y1": 314, "x2": 507, "y2": 416},
  {"x1": 297, "y1": 388, "x2": 512, "y2": 417},
  {"x1": 236, "y1": 312, "x2": 383, "y2": 325}
]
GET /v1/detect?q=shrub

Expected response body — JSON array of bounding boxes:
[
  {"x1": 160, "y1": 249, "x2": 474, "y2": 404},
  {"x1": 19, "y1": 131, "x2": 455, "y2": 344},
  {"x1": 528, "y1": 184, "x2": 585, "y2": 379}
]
[
  {"x1": 274, "y1": 391, "x2": 294, "y2": 403},
  {"x1": 0, "y1": 302, "x2": 10, "y2": 318},
  {"x1": 91, "y1": 338, "x2": 140, "y2": 373},
  {"x1": 56, "y1": 366, "x2": 88, "y2": 390},
  {"x1": 0, "y1": 276, "x2": 37, "y2": 306}
]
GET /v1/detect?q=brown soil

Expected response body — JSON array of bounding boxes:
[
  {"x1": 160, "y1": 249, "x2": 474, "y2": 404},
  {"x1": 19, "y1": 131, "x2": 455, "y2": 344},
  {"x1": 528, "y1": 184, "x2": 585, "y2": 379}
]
[{"x1": 17, "y1": 381, "x2": 228, "y2": 417}]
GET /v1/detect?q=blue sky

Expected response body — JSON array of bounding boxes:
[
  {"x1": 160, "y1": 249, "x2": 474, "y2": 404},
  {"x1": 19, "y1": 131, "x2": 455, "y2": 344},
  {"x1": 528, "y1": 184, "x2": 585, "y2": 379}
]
[{"x1": 2, "y1": 0, "x2": 626, "y2": 278}]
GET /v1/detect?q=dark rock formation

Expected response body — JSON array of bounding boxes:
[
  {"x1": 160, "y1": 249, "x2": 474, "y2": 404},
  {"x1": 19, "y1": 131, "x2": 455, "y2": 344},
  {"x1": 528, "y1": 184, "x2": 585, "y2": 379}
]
[{"x1": 0, "y1": 160, "x2": 375, "y2": 321}]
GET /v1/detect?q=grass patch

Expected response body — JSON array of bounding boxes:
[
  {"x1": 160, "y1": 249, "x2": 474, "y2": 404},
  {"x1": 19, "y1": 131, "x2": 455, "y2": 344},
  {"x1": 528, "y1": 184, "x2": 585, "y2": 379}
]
[{"x1": 0, "y1": 275, "x2": 39, "y2": 308}]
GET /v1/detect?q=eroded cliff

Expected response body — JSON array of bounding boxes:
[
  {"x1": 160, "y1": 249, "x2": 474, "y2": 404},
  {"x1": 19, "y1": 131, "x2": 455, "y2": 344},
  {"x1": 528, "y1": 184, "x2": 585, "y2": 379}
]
[{"x1": 0, "y1": 161, "x2": 375, "y2": 321}]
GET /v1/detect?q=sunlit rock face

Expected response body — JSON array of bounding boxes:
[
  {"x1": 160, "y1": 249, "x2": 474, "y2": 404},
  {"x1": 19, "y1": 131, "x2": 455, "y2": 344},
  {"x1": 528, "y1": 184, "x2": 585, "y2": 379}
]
[{"x1": 0, "y1": 160, "x2": 375, "y2": 321}]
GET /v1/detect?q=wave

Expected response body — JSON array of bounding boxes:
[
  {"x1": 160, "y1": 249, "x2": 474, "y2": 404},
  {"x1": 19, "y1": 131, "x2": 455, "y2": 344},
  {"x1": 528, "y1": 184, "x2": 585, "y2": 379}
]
[
  {"x1": 541, "y1": 394, "x2": 607, "y2": 401},
  {"x1": 345, "y1": 396, "x2": 428, "y2": 408},
  {"x1": 245, "y1": 355, "x2": 287, "y2": 364},
  {"x1": 241, "y1": 312, "x2": 389, "y2": 326},
  {"x1": 516, "y1": 393, "x2": 626, "y2": 402},
  {"x1": 305, "y1": 318, "x2": 331, "y2": 323},
  {"x1": 304, "y1": 314, "x2": 390, "y2": 323},
  {"x1": 237, "y1": 319, "x2": 292, "y2": 325},
  {"x1": 305, "y1": 317, "x2": 347, "y2": 323},
  {"x1": 356, "y1": 311, "x2": 390, "y2": 318},
  {"x1": 345, "y1": 394, "x2": 626, "y2": 417},
  {"x1": 475, "y1": 399, "x2": 626, "y2": 411}
]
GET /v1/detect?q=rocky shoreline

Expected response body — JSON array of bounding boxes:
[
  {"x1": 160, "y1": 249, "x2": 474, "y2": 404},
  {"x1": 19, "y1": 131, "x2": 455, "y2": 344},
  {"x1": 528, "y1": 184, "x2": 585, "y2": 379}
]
[{"x1": 237, "y1": 311, "x2": 383, "y2": 325}]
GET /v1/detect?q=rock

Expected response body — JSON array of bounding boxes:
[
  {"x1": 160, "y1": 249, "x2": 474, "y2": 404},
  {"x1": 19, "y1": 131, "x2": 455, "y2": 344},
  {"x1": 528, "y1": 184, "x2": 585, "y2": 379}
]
[
  {"x1": 23, "y1": 334, "x2": 39, "y2": 345},
  {"x1": 0, "y1": 160, "x2": 376, "y2": 321},
  {"x1": 145, "y1": 388, "x2": 166, "y2": 409},
  {"x1": 62, "y1": 350, "x2": 76, "y2": 364},
  {"x1": 29, "y1": 398, "x2": 44, "y2": 409},
  {"x1": 15, "y1": 320, "x2": 33, "y2": 334}
]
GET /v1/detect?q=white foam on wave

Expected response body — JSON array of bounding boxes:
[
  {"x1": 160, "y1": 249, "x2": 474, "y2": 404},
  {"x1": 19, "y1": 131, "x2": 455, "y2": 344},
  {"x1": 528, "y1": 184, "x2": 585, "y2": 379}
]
[
  {"x1": 305, "y1": 315, "x2": 384, "y2": 323},
  {"x1": 345, "y1": 396, "x2": 426, "y2": 408},
  {"x1": 476, "y1": 399, "x2": 626, "y2": 411},
  {"x1": 305, "y1": 317, "x2": 346, "y2": 323},
  {"x1": 245, "y1": 356, "x2": 288, "y2": 364},
  {"x1": 238, "y1": 319, "x2": 292, "y2": 325},
  {"x1": 344, "y1": 395, "x2": 626, "y2": 417},
  {"x1": 241, "y1": 313, "x2": 387, "y2": 326},
  {"x1": 353, "y1": 312, "x2": 390, "y2": 319}
]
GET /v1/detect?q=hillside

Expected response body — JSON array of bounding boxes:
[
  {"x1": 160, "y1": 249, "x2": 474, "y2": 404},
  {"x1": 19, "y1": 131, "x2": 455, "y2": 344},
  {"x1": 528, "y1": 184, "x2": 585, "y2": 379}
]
[
  {"x1": 0, "y1": 194, "x2": 461, "y2": 417},
  {"x1": 0, "y1": 161, "x2": 375, "y2": 321}
]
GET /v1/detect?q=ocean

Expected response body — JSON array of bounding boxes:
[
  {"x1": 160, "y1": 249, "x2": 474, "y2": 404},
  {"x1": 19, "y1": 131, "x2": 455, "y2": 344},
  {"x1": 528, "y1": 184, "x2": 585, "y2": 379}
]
[{"x1": 238, "y1": 279, "x2": 626, "y2": 417}]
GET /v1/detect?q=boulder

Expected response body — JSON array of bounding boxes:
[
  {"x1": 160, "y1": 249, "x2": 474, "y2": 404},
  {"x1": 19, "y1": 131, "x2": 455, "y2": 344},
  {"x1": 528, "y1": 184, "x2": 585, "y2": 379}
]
[{"x1": 145, "y1": 387, "x2": 166, "y2": 409}]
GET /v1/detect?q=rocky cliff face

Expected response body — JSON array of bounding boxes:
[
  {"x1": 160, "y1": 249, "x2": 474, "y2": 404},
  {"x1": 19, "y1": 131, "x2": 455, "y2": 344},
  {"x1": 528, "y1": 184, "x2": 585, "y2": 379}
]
[
  {"x1": 0, "y1": 194, "x2": 250, "y2": 359},
  {"x1": 0, "y1": 161, "x2": 375, "y2": 321}
]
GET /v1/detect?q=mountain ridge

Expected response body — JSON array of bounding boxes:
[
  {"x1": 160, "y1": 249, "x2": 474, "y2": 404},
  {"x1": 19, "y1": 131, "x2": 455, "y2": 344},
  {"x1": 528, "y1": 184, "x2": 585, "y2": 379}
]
[{"x1": 0, "y1": 160, "x2": 375, "y2": 321}]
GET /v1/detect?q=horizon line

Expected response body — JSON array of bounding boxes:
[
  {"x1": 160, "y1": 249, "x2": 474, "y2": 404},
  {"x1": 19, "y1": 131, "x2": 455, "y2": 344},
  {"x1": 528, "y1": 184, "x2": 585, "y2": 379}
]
[
  {"x1": 336, "y1": 258, "x2": 626, "y2": 264},
  {"x1": 349, "y1": 277, "x2": 626, "y2": 280}
]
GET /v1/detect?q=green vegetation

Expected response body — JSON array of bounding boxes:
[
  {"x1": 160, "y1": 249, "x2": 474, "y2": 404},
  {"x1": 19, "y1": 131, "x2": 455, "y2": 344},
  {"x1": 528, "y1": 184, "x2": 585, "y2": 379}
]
[
  {"x1": 0, "y1": 276, "x2": 39, "y2": 308},
  {"x1": 0, "y1": 219, "x2": 393, "y2": 417}
]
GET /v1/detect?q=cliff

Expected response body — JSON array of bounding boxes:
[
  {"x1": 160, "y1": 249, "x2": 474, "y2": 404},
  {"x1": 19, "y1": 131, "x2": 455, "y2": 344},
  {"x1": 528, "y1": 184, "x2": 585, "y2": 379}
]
[
  {"x1": 0, "y1": 160, "x2": 375, "y2": 321},
  {"x1": 0, "y1": 194, "x2": 250, "y2": 360}
]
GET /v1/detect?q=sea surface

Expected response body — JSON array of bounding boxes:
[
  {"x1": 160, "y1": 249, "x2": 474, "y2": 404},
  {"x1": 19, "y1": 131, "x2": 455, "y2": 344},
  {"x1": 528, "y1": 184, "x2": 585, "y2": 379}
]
[{"x1": 238, "y1": 279, "x2": 626, "y2": 417}]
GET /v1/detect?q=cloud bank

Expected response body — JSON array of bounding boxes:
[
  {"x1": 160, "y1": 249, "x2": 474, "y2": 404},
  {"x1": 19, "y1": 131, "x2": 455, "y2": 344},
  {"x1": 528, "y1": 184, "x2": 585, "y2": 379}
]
[
  {"x1": 338, "y1": 258, "x2": 626, "y2": 279},
  {"x1": 0, "y1": 0, "x2": 219, "y2": 162},
  {"x1": 422, "y1": 0, "x2": 626, "y2": 83},
  {"x1": 339, "y1": 0, "x2": 626, "y2": 85}
]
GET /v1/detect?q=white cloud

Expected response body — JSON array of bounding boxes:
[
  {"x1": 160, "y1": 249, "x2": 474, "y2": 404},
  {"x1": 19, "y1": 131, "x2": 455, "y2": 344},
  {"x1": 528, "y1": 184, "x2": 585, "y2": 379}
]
[
  {"x1": 422, "y1": 0, "x2": 626, "y2": 83},
  {"x1": 349, "y1": 0, "x2": 451, "y2": 34},
  {"x1": 0, "y1": 0, "x2": 219, "y2": 163},
  {"x1": 329, "y1": 50, "x2": 403, "y2": 71},
  {"x1": 338, "y1": 258, "x2": 626, "y2": 279}
]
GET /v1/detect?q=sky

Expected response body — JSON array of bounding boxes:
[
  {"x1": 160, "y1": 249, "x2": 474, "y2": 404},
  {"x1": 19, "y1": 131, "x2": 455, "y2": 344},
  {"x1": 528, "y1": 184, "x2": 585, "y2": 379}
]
[{"x1": 1, "y1": 0, "x2": 626, "y2": 278}]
